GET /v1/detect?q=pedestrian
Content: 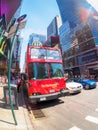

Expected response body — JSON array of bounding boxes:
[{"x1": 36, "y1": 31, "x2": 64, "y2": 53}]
[
  {"x1": 17, "y1": 76, "x2": 21, "y2": 93},
  {"x1": 11, "y1": 75, "x2": 15, "y2": 84},
  {"x1": 22, "y1": 73, "x2": 29, "y2": 97}
]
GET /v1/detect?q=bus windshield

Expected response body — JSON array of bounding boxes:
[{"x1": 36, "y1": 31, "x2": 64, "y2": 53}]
[
  {"x1": 49, "y1": 63, "x2": 64, "y2": 78},
  {"x1": 28, "y1": 62, "x2": 64, "y2": 80}
]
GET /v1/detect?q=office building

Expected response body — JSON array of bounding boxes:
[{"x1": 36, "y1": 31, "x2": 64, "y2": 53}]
[
  {"x1": 28, "y1": 33, "x2": 46, "y2": 46},
  {"x1": 44, "y1": 15, "x2": 62, "y2": 49},
  {"x1": 47, "y1": 15, "x2": 62, "y2": 38},
  {"x1": 56, "y1": 0, "x2": 98, "y2": 78}
]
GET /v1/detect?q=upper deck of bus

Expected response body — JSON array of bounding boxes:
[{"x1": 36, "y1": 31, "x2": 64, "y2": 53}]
[{"x1": 26, "y1": 45, "x2": 62, "y2": 63}]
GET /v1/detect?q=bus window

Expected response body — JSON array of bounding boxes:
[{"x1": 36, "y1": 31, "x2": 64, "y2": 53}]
[
  {"x1": 28, "y1": 63, "x2": 48, "y2": 80},
  {"x1": 49, "y1": 63, "x2": 64, "y2": 78},
  {"x1": 47, "y1": 50, "x2": 61, "y2": 60},
  {"x1": 31, "y1": 48, "x2": 46, "y2": 59},
  {"x1": 28, "y1": 63, "x2": 34, "y2": 79}
]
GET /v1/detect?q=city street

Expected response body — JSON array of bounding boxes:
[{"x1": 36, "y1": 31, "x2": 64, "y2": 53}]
[
  {"x1": 0, "y1": 1, "x2": 98, "y2": 130},
  {"x1": 30, "y1": 84, "x2": 98, "y2": 130}
]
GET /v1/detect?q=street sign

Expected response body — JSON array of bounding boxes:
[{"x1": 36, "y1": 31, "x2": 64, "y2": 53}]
[
  {"x1": 17, "y1": 14, "x2": 27, "y2": 23},
  {"x1": 8, "y1": 20, "x2": 27, "y2": 38}
]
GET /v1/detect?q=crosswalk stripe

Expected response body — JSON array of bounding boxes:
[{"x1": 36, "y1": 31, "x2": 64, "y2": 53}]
[
  {"x1": 69, "y1": 126, "x2": 82, "y2": 130},
  {"x1": 85, "y1": 116, "x2": 98, "y2": 124}
]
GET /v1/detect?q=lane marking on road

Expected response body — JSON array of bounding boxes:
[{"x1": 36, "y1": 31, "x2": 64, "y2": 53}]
[
  {"x1": 95, "y1": 108, "x2": 98, "y2": 112},
  {"x1": 69, "y1": 126, "x2": 82, "y2": 130},
  {"x1": 85, "y1": 116, "x2": 98, "y2": 124}
]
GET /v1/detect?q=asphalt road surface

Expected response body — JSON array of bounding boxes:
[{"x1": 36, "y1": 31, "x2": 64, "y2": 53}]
[{"x1": 31, "y1": 83, "x2": 98, "y2": 130}]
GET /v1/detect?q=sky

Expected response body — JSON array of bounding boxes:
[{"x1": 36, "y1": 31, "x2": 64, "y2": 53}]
[
  {"x1": 88, "y1": 0, "x2": 98, "y2": 10},
  {"x1": 20, "y1": 0, "x2": 60, "y2": 71},
  {"x1": 20, "y1": 0, "x2": 98, "y2": 40},
  {"x1": 19, "y1": 0, "x2": 98, "y2": 71},
  {"x1": 20, "y1": 0, "x2": 60, "y2": 41}
]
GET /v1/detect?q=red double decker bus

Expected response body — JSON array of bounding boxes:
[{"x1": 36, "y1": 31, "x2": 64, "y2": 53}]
[{"x1": 24, "y1": 45, "x2": 66, "y2": 102}]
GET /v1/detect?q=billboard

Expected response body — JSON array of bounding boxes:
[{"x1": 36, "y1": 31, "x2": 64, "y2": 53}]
[{"x1": 0, "y1": 0, "x2": 22, "y2": 24}]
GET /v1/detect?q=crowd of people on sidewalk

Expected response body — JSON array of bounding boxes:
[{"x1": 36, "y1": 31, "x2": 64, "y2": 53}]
[
  {"x1": 10, "y1": 73, "x2": 22, "y2": 92},
  {"x1": 0, "y1": 73, "x2": 22, "y2": 93},
  {"x1": 10, "y1": 72, "x2": 28, "y2": 93},
  {"x1": 0, "y1": 75, "x2": 8, "y2": 85}
]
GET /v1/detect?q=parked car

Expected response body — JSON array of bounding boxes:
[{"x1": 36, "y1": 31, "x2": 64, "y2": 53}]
[
  {"x1": 66, "y1": 79, "x2": 83, "y2": 94},
  {"x1": 74, "y1": 77, "x2": 97, "y2": 89}
]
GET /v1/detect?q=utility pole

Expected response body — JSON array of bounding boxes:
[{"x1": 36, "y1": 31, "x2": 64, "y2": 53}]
[{"x1": 7, "y1": 14, "x2": 27, "y2": 125}]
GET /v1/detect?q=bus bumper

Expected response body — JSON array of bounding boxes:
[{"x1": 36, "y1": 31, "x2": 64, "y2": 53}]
[{"x1": 29, "y1": 89, "x2": 68, "y2": 102}]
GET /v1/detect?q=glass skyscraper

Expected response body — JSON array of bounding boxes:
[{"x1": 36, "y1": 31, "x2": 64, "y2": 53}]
[
  {"x1": 56, "y1": 0, "x2": 98, "y2": 79},
  {"x1": 28, "y1": 33, "x2": 46, "y2": 46},
  {"x1": 56, "y1": 0, "x2": 97, "y2": 25}
]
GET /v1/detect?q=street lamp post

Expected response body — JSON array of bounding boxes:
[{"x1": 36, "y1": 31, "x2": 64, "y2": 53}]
[{"x1": 7, "y1": 14, "x2": 27, "y2": 125}]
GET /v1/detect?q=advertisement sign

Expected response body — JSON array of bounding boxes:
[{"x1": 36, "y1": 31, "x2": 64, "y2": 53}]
[{"x1": 3, "y1": 86, "x2": 18, "y2": 109}]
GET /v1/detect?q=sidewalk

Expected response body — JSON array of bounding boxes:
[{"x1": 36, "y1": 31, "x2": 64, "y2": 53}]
[{"x1": 0, "y1": 84, "x2": 34, "y2": 130}]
